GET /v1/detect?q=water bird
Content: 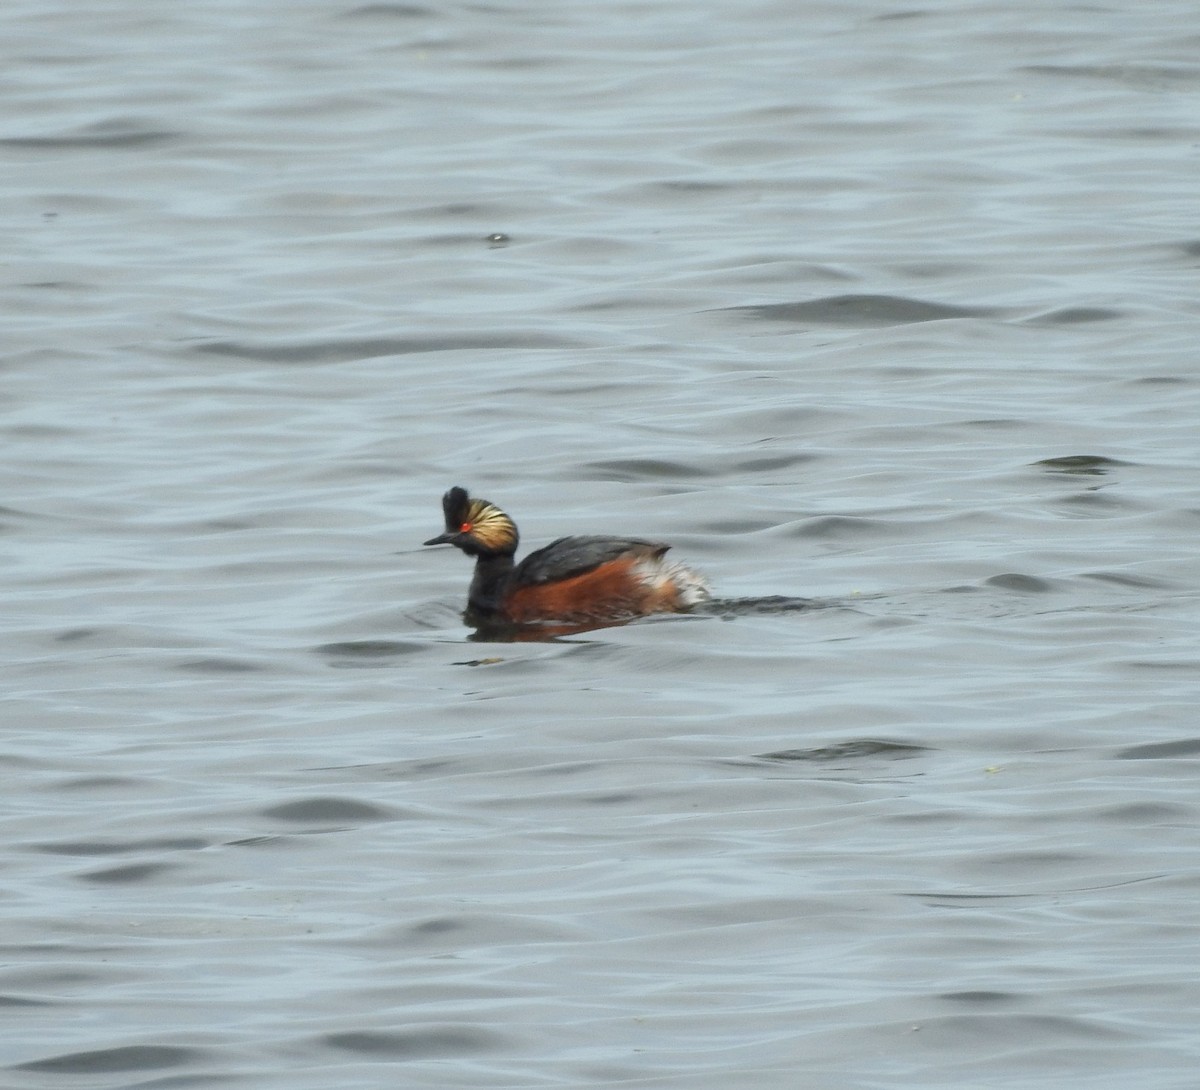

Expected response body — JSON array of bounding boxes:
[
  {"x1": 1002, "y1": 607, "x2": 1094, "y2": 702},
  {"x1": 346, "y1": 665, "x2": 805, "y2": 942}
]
[{"x1": 423, "y1": 486, "x2": 710, "y2": 629}]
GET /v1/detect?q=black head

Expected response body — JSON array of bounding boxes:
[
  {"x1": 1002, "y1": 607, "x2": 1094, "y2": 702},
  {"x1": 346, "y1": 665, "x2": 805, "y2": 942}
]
[{"x1": 423, "y1": 486, "x2": 518, "y2": 558}]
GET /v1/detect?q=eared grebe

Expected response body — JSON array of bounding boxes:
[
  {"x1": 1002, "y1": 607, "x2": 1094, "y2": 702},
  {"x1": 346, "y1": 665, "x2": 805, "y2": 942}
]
[{"x1": 423, "y1": 486, "x2": 710, "y2": 627}]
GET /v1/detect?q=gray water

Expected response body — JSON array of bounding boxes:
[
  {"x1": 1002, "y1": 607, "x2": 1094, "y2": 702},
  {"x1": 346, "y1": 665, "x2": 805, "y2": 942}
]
[{"x1": 4, "y1": 1, "x2": 1200, "y2": 1087}]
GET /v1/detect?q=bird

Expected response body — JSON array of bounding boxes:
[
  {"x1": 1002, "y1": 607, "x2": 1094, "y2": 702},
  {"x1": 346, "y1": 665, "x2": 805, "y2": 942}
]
[{"x1": 423, "y1": 486, "x2": 710, "y2": 628}]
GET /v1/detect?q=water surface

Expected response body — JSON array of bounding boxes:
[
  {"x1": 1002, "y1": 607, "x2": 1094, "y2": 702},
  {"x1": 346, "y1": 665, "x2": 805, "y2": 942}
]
[{"x1": 4, "y1": 1, "x2": 1200, "y2": 1087}]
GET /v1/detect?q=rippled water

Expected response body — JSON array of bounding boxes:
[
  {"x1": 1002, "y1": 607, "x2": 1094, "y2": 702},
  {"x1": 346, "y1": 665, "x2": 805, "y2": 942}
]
[{"x1": 5, "y1": 1, "x2": 1200, "y2": 1087}]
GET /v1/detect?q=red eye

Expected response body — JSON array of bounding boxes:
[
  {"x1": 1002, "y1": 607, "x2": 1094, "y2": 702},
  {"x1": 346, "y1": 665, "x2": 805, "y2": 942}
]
[{"x1": 460, "y1": 522, "x2": 472, "y2": 533}]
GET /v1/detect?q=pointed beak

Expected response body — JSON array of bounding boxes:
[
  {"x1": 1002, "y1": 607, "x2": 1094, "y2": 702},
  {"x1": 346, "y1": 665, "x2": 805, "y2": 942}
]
[{"x1": 423, "y1": 531, "x2": 457, "y2": 546}]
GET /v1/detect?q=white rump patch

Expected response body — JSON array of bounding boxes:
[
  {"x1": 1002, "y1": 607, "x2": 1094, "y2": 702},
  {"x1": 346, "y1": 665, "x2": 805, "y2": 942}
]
[{"x1": 633, "y1": 556, "x2": 711, "y2": 608}]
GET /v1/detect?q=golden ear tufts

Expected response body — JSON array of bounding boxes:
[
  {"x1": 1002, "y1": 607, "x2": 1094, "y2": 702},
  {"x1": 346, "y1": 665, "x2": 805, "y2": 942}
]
[{"x1": 464, "y1": 499, "x2": 517, "y2": 551}]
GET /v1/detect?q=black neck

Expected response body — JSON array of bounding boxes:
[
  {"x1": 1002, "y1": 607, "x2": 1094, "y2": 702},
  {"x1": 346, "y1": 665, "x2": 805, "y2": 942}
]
[{"x1": 467, "y1": 553, "x2": 515, "y2": 615}]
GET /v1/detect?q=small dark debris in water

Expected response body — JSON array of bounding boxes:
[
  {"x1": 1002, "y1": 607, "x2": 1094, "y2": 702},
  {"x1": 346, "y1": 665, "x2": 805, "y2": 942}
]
[
  {"x1": 1032, "y1": 454, "x2": 1130, "y2": 475},
  {"x1": 984, "y1": 573, "x2": 1053, "y2": 593},
  {"x1": 485, "y1": 232, "x2": 510, "y2": 244},
  {"x1": 758, "y1": 739, "x2": 929, "y2": 763},
  {"x1": 454, "y1": 656, "x2": 506, "y2": 666}
]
